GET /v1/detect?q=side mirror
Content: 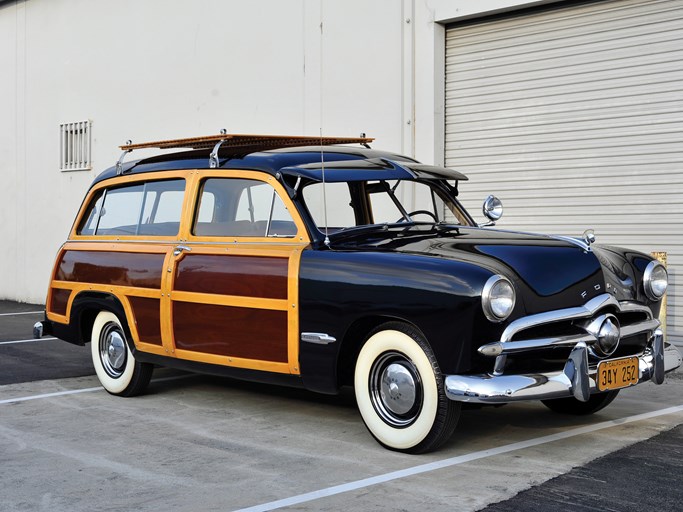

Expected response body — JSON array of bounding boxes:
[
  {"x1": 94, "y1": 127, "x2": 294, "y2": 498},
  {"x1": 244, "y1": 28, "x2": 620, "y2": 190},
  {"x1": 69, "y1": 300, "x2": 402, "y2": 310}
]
[{"x1": 481, "y1": 195, "x2": 503, "y2": 226}]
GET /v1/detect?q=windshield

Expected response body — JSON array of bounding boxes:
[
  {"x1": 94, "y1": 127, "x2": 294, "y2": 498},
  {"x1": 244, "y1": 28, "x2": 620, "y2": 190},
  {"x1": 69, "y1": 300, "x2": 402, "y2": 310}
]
[{"x1": 301, "y1": 179, "x2": 473, "y2": 234}]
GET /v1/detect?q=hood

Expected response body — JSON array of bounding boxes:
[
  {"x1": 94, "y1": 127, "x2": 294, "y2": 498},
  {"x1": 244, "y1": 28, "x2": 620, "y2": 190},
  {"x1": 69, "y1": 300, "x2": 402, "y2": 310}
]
[{"x1": 331, "y1": 225, "x2": 651, "y2": 315}]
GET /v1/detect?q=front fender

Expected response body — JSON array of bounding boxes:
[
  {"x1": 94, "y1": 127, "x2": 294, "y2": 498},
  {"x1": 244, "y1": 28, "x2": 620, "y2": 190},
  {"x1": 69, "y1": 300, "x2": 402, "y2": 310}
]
[{"x1": 298, "y1": 250, "x2": 494, "y2": 393}]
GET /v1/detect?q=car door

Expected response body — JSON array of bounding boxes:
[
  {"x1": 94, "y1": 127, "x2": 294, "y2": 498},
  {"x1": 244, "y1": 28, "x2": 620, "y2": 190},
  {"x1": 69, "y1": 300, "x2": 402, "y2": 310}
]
[
  {"x1": 52, "y1": 173, "x2": 189, "y2": 358},
  {"x1": 164, "y1": 170, "x2": 310, "y2": 375}
]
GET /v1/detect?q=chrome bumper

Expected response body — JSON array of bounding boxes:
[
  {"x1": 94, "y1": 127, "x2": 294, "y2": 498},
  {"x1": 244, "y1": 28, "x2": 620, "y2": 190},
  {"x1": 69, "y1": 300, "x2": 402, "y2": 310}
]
[{"x1": 445, "y1": 329, "x2": 683, "y2": 404}]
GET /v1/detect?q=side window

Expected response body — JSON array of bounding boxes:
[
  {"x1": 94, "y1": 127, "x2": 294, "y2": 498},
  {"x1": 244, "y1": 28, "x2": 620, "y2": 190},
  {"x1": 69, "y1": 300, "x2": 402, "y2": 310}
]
[
  {"x1": 193, "y1": 178, "x2": 296, "y2": 238},
  {"x1": 196, "y1": 191, "x2": 216, "y2": 223},
  {"x1": 91, "y1": 184, "x2": 145, "y2": 235},
  {"x1": 235, "y1": 181, "x2": 272, "y2": 222},
  {"x1": 77, "y1": 179, "x2": 185, "y2": 236},
  {"x1": 137, "y1": 181, "x2": 186, "y2": 235},
  {"x1": 78, "y1": 191, "x2": 105, "y2": 236}
]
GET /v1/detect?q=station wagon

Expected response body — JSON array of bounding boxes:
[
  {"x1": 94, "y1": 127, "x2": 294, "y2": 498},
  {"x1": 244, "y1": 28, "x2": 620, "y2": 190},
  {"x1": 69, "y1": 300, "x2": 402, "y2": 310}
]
[{"x1": 34, "y1": 133, "x2": 682, "y2": 453}]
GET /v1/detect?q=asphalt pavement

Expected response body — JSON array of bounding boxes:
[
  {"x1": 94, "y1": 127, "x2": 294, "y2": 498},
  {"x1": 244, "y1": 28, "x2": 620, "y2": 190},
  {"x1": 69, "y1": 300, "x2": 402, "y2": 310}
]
[
  {"x1": 0, "y1": 300, "x2": 93, "y2": 385},
  {"x1": 481, "y1": 421, "x2": 683, "y2": 511}
]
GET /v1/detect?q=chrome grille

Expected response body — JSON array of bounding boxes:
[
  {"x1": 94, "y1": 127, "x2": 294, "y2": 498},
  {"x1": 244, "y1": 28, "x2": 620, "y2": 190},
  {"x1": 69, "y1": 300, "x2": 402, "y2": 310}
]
[{"x1": 477, "y1": 294, "x2": 660, "y2": 375}]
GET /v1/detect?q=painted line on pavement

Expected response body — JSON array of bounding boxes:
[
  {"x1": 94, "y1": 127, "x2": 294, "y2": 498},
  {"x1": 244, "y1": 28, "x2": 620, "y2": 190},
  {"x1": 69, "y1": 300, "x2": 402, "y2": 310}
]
[
  {"x1": 0, "y1": 386, "x2": 104, "y2": 404},
  {"x1": 0, "y1": 311, "x2": 43, "y2": 317},
  {"x1": 233, "y1": 404, "x2": 683, "y2": 512},
  {"x1": 0, "y1": 337, "x2": 58, "y2": 345},
  {"x1": 0, "y1": 375, "x2": 195, "y2": 405}
]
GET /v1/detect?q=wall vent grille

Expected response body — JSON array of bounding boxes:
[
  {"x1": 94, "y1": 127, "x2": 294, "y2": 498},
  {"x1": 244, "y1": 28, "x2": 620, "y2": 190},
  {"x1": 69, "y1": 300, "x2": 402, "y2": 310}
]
[{"x1": 60, "y1": 120, "x2": 91, "y2": 171}]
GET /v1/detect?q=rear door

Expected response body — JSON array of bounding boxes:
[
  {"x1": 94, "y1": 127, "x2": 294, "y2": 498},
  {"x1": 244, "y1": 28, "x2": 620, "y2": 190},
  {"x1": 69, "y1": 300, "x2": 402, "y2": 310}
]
[
  {"x1": 165, "y1": 171, "x2": 310, "y2": 375},
  {"x1": 50, "y1": 173, "x2": 189, "y2": 357}
]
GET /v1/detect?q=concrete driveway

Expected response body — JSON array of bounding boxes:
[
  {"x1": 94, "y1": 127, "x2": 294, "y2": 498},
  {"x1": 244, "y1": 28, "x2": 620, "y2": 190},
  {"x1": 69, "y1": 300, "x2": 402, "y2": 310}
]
[{"x1": 1, "y1": 303, "x2": 682, "y2": 511}]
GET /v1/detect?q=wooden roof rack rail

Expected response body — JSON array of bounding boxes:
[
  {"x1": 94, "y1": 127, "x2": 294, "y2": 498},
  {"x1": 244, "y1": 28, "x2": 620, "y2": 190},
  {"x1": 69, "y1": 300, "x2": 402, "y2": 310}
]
[{"x1": 115, "y1": 131, "x2": 375, "y2": 174}]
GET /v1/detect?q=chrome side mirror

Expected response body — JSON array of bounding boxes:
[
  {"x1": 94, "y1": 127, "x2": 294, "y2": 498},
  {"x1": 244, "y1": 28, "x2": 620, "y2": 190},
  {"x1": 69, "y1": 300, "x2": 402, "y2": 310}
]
[{"x1": 481, "y1": 195, "x2": 503, "y2": 226}]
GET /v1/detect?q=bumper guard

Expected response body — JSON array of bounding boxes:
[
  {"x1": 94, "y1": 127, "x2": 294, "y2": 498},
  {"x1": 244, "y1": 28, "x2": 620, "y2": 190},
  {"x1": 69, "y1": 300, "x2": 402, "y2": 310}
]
[{"x1": 446, "y1": 329, "x2": 683, "y2": 404}]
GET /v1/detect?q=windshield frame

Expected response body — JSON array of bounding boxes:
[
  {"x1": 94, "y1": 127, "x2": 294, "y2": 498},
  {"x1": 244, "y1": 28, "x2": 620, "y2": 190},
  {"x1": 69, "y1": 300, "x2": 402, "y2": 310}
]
[{"x1": 298, "y1": 178, "x2": 476, "y2": 241}]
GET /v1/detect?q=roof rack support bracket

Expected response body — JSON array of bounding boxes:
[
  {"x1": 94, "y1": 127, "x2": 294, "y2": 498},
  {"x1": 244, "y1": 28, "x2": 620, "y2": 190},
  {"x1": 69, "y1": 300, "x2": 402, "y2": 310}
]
[
  {"x1": 209, "y1": 139, "x2": 226, "y2": 168},
  {"x1": 116, "y1": 140, "x2": 133, "y2": 175}
]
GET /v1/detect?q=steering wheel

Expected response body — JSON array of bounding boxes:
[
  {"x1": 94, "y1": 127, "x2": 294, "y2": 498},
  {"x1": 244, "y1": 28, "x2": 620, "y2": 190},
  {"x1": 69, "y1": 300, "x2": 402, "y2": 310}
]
[{"x1": 396, "y1": 210, "x2": 439, "y2": 223}]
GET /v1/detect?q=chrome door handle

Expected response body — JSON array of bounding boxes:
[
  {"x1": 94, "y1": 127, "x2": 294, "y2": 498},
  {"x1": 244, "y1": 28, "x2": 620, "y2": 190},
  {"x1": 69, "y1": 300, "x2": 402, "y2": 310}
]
[{"x1": 173, "y1": 245, "x2": 192, "y2": 256}]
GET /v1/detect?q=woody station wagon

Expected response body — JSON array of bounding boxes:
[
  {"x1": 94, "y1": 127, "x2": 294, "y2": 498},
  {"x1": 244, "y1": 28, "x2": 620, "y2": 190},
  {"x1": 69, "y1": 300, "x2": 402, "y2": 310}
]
[{"x1": 35, "y1": 133, "x2": 682, "y2": 453}]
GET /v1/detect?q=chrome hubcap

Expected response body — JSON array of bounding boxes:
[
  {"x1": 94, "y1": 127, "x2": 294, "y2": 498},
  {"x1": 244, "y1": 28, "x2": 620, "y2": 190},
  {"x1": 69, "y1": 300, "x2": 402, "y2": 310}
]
[
  {"x1": 369, "y1": 352, "x2": 422, "y2": 427},
  {"x1": 99, "y1": 323, "x2": 127, "y2": 378}
]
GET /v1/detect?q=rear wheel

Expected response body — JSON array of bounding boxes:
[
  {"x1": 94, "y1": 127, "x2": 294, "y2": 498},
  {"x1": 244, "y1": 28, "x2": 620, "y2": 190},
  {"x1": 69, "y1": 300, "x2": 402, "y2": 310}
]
[
  {"x1": 541, "y1": 390, "x2": 620, "y2": 415},
  {"x1": 354, "y1": 322, "x2": 460, "y2": 453},
  {"x1": 91, "y1": 311, "x2": 153, "y2": 397}
]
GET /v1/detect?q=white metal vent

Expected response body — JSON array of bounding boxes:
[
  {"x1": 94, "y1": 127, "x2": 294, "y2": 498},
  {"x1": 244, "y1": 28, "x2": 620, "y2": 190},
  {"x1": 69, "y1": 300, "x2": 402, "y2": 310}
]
[{"x1": 60, "y1": 120, "x2": 92, "y2": 171}]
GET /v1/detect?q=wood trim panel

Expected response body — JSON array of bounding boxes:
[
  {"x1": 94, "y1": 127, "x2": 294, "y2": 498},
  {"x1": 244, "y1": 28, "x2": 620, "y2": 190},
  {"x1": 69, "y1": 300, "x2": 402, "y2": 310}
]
[
  {"x1": 55, "y1": 250, "x2": 165, "y2": 289},
  {"x1": 171, "y1": 349, "x2": 291, "y2": 373},
  {"x1": 286, "y1": 247, "x2": 303, "y2": 373},
  {"x1": 172, "y1": 302, "x2": 288, "y2": 363},
  {"x1": 129, "y1": 297, "x2": 162, "y2": 346},
  {"x1": 174, "y1": 254, "x2": 288, "y2": 299},
  {"x1": 171, "y1": 290, "x2": 287, "y2": 311},
  {"x1": 50, "y1": 288, "x2": 71, "y2": 316},
  {"x1": 50, "y1": 168, "x2": 311, "y2": 375}
]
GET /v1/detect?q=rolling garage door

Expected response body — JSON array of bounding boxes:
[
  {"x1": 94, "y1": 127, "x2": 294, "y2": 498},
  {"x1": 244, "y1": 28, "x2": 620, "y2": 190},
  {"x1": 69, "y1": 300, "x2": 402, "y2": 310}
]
[{"x1": 445, "y1": 0, "x2": 683, "y2": 346}]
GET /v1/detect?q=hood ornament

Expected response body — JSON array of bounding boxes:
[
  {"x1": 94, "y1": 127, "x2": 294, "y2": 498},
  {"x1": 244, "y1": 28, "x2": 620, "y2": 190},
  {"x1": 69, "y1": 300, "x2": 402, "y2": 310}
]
[
  {"x1": 548, "y1": 229, "x2": 595, "y2": 252},
  {"x1": 583, "y1": 229, "x2": 596, "y2": 248}
]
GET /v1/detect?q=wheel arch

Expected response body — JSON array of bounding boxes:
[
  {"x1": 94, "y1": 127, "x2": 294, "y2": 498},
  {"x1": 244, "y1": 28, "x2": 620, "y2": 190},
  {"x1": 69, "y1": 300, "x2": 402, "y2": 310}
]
[
  {"x1": 70, "y1": 291, "x2": 132, "y2": 347},
  {"x1": 336, "y1": 315, "x2": 427, "y2": 388}
]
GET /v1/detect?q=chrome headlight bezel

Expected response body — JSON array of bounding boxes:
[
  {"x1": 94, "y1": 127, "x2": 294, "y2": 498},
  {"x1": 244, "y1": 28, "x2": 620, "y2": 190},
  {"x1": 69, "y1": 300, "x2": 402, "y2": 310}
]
[
  {"x1": 482, "y1": 275, "x2": 516, "y2": 323},
  {"x1": 643, "y1": 260, "x2": 668, "y2": 301}
]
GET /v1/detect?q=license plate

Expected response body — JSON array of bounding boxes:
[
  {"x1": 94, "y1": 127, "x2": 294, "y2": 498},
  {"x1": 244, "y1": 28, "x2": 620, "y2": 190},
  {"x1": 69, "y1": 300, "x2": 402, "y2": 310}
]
[{"x1": 597, "y1": 356, "x2": 639, "y2": 392}]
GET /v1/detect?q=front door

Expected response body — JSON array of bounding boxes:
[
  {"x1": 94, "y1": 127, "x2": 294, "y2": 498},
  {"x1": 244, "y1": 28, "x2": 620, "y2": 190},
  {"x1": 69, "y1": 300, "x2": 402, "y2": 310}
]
[{"x1": 165, "y1": 171, "x2": 309, "y2": 375}]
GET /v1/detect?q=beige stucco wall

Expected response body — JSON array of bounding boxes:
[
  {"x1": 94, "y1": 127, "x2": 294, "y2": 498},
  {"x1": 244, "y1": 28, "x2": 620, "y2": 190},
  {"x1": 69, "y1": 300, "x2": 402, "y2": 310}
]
[{"x1": 0, "y1": 0, "x2": 549, "y2": 303}]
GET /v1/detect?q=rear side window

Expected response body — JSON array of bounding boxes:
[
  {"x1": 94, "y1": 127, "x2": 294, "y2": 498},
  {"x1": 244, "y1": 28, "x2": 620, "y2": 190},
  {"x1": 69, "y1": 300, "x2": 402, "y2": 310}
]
[
  {"x1": 77, "y1": 179, "x2": 185, "y2": 236},
  {"x1": 194, "y1": 178, "x2": 296, "y2": 238}
]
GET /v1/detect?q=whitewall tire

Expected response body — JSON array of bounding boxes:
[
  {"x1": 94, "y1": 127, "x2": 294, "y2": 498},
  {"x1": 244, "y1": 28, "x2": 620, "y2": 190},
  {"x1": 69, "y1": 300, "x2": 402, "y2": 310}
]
[
  {"x1": 354, "y1": 322, "x2": 460, "y2": 453},
  {"x1": 91, "y1": 311, "x2": 153, "y2": 397}
]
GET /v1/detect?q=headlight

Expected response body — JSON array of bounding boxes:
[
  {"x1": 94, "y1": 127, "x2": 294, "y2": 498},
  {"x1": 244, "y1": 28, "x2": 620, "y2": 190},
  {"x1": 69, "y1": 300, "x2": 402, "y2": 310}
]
[
  {"x1": 643, "y1": 260, "x2": 668, "y2": 301},
  {"x1": 482, "y1": 275, "x2": 516, "y2": 322}
]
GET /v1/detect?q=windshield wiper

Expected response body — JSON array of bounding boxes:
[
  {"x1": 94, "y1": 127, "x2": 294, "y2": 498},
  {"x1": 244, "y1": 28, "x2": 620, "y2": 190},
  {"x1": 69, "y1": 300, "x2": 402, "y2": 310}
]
[
  {"x1": 432, "y1": 222, "x2": 462, "y2": 234},
  {"x1": 332, "y1": 223, "x2": 389, "y2": 237},
  {"x1": 327, "y1": 222, "x2": 416, "y2": 240}
]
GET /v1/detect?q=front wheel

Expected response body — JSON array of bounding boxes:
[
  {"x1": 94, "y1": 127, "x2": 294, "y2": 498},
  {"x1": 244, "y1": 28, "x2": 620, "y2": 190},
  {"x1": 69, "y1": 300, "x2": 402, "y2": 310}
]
[
  {"x1": 91, "y1": 311, "x2": 153, "y2": 397},
  {"x1": 541, "y1": 390, "x2": 620, "y2": 415},
  {"x1": 354, "y1": 322, "x2": 460, "y2": 453}
]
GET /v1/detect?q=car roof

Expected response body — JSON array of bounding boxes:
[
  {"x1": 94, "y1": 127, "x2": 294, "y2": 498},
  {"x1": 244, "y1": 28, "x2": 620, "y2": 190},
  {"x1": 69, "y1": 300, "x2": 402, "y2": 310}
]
[
  {"x1": 92, "y1": 135, "x2": 468, "y2": 186},
  {"x1": 281, "y1": 157, "x2": 468, "y2": 182}
]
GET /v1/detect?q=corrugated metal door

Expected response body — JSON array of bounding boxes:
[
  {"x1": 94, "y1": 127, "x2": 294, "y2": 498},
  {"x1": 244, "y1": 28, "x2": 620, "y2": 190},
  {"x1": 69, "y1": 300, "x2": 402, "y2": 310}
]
[{"x1": 445, "y1": 0, "x2": 683, "y2": 346}]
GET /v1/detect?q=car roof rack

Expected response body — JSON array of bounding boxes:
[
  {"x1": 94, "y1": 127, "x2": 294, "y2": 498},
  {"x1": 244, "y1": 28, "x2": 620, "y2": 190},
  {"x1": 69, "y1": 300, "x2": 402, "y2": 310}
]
[{"x1": 115, "y1": 131, "x2": 375, "y2": 174}]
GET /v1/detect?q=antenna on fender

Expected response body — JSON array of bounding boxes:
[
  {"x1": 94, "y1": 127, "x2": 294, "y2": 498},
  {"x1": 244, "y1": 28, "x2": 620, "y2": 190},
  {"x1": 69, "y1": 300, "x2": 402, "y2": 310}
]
[
  {"x1": 319, "y1": 10, "x2": 330, "y2": 247},
  {"x1": 320, "y1": 129, "x2": 330, "y2": 247}
]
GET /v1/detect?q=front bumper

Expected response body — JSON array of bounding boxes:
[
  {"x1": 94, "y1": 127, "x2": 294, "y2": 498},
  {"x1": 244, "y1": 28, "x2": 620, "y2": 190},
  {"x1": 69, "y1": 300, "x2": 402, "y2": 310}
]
[
  {"x1": 446, "y1": 332, "x2": 681, "y2": 403},
  {"x1": 445, "y1": 294, "x2": 683, "y2": 404}
]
